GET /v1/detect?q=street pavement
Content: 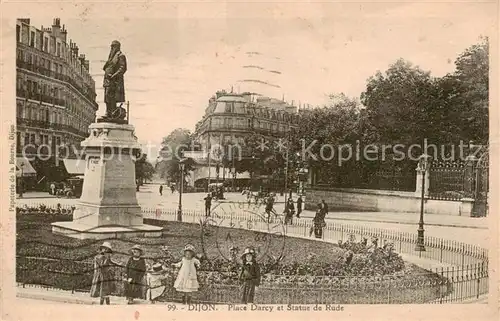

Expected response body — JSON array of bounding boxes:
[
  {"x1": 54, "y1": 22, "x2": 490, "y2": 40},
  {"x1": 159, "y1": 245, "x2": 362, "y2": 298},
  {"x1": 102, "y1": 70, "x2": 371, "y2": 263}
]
[{"x1": 16, "y1": 184, "x2": 490, "y2": 247}]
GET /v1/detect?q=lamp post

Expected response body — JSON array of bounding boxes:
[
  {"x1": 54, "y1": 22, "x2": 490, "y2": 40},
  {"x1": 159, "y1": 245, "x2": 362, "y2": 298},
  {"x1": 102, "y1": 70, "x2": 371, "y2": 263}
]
[
  {"x1": 415, "y1": 154, "x2": 430, "y2": 252},
  {"x1": 19, "y1": 162, "x2": 25, "y2": 198},
  {"x1": 177, "y1": 159, "x2": 186, "y2": 222}
]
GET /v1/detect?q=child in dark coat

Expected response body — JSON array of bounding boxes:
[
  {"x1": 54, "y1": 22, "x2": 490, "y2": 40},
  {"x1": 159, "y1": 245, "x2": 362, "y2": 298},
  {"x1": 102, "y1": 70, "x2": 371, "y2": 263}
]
[
  {"x1": 125, "y1": 244, "x2": 146, "y2": 304},
  {"x1": 239, "y1": 247, "x2": 261, "y2": 304},
  {"x1": 90, "y1": 242, "x2": 119, "y2": 305}
]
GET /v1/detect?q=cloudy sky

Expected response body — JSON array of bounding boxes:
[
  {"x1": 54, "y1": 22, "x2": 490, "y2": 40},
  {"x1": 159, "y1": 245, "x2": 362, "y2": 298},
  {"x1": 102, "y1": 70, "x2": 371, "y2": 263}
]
[{"x1": 23, "y1": 2, "x2": 495, "y2": 157}]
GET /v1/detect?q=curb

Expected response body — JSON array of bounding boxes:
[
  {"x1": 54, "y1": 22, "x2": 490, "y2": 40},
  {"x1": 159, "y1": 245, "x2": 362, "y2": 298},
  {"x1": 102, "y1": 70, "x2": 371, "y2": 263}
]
[
  {"x1": 17, "y1": 292, "x2": 96, "y2": 305},
  {"x1": 319, "y1": 217, "x2": 488, "y2": 230}
]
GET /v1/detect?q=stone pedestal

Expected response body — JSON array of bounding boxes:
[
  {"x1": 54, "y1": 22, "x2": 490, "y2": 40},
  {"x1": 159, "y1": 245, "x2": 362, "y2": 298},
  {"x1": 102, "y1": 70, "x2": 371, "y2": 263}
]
[{"x1": 52, "y1": 122, "x2": 162, "y2": 239}]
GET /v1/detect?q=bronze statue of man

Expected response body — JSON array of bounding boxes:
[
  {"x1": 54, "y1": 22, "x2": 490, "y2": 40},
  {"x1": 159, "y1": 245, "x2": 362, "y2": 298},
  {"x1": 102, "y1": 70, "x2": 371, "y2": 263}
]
[{"x1": 102, "y1": 40, "x2": 127, "y2": 121}]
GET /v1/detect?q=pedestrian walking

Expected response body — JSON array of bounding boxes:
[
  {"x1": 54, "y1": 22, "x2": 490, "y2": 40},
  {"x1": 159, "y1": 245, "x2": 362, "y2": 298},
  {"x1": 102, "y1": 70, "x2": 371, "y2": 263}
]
[
  {"x1": 124, "y1": 245, "x2": 146, "y2": 304},
  {"x1": 170, "y1": 185, "x2": 175, "y2": 194},
  {"x1": 296, "y1": 196, "x2": 303, "y2": 217},
  {"x1": 172, "y1": 244, "x2": 200, "y2": 304},
  {"x1": 159, "y1": 185, "x2": 163, "y2": 196},
  {"x1": 239, "y1": 247, "x2": 261, "y2": 304},
  {"x1": 90, "y1": 242, "x2": 119, "y2": 305},
  {"x1": 265, "y1": 193, "x2": 276, "y2": 222},
  {"x1": 310, "y1": 203, "x2": 326, "y2": 239},
  {"x1": 204, "y1": 193, "x2": 212, "y2": 217},
  {"x1": 321, "y1": 199, "x2": 329, "y2": 216},
  {"x1": 284, "y1": 198, "x2": 295, "y2": 225}
]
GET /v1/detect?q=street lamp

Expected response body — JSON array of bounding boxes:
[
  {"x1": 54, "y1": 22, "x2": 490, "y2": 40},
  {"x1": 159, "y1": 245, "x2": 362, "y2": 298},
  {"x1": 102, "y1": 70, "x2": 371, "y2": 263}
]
[
  {"x1": 177, "y1": 159, "x2": 186, "y2": 222},
  {"x1": 19, "y1": 162, "x2": 25, "y2": 198},
  {"x1": 415, "y1": 154, "x2": 430, "y2": 252}
]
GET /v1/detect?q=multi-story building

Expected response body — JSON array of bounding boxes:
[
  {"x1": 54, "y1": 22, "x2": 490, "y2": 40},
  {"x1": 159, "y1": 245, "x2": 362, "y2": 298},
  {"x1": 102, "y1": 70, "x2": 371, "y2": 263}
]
[
  {"x1": 186, "y1": 90, "x2": 299, "y2": 189},
  {"x1": 16, "y1": 18, "x2": 97, "y2": 189}
]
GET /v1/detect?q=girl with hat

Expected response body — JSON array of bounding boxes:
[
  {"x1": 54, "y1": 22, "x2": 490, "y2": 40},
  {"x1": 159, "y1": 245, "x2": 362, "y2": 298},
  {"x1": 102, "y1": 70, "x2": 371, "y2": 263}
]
[
  {"x1": 238, "y1": 247, "x2": 261, "y2": 304},
  {"x1": 90, "y1": 241, "x2": 118, "y2": 305},
  {"x1": 146, "y1": 262, "x2": 169, "y2": 303},
  {"x1": 171, "y1": 244, "x2": 200, "y2": 304},
  {"x1": 124, "y1": 244, "x2": 146, "y2": 304}
]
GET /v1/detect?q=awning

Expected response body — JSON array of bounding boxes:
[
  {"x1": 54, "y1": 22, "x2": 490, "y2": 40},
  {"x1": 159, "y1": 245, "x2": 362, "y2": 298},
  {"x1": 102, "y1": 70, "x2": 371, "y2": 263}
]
[
  {"x1": 16, "y1": 157, "x2": 37, "y2": 177},
  {"x1": 63, "y1": 159, "x2": 86, "y2": 175}
]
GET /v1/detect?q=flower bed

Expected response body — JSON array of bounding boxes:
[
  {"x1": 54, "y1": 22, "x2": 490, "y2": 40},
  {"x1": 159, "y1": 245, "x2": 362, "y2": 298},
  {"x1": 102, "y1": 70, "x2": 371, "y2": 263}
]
[{"x1": 16, "y1": 209, "x2": 452, "y2": 303}]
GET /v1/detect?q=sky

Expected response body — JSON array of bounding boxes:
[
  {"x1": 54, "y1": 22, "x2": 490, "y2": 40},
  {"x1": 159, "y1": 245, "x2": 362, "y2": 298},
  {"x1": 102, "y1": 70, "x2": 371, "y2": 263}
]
[{"x1": 24, "y1": 2, "x2": 495, "y2": 158}]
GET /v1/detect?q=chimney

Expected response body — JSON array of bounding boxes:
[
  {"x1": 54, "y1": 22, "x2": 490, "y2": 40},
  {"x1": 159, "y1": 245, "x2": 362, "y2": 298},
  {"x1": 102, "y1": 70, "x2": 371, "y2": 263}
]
[
  {"x1": 72, "y1": 44, "x2": 79, "y2": 58},
  {"x1": 60, "y1": 24, "x2": 67, "y2": 42},
  {"x1": 52, "y1": 18, "x2": 61, "y2": 36}
]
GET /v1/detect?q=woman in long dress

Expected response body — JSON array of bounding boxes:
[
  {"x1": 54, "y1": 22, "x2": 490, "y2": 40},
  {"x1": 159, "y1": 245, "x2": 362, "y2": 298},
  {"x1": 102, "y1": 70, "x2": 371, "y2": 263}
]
[
  {"x1": 171, "y1": 244, "x2": 200, "y2": 304},
  {"x1": 90, "y1": 242, "x2": 117, "y2": 305},
  {"x1": 124, "y1": 244, "x2": 146, "y2": 304}
]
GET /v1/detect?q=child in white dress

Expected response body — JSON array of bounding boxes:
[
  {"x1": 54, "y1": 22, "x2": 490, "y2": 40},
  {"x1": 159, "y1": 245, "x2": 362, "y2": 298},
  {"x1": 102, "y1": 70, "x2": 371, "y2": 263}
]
[{"x1": 172, "y1": 244, "x2": 200, "y2": 304}]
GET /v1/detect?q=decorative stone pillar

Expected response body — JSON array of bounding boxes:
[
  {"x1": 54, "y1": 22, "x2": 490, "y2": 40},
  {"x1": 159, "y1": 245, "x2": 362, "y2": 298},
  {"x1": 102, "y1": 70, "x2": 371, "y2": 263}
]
[
  {"x1": 52, "y1": 122, "x2": 162, "y2": 239},
  {"x1": 463, "y1": 155, "x2": 478, "y2": 198}
]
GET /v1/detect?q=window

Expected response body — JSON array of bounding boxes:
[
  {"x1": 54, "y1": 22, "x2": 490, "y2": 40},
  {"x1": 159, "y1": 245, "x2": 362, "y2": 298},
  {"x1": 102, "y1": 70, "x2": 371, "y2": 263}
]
[
  {"x1": 30, "y1": 31, "x2": 35, "y2": 47},
  {"x1": 17, "y1": 104, "x2": 23, "y2": 118},
  {"x1": 225, "y1": 102, "x2": 233, "y2": 113},
  {"x1": 247, "y1": 118, "x2": 252, "y2": 128},
  {"x1": 57, "y1": 43, "x2": 61, "y2": 57},
  {"x1": 45, "y1": 109, "x2": 49, "y2": 122},
  {"x1": 17, "y1": 132, "x2": 22, "y2": 148},
  {"x1": 30, "y1": 133, "x2": 36, "y2": 145},
  {"x1": 16, "y1": 25, "x2": 20, "y2": 42},
  {"x1": 43, "y1": 37, "x2": 48, "y2": 52},
  {"x1": 24, "y1": 133, "x2": 29, "y2": 146},
  {"x1": 56, "y1": 136, "x2": 61, "y2": 147}
]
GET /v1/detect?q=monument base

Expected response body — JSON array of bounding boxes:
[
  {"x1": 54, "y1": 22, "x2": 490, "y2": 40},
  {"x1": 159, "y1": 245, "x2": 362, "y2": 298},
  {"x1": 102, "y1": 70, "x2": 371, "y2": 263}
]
[
  {"x1": 50, "y1": 121, "x2": 161, "y2": 240},
  {"x1": 51, "y1": 221, "x2": 163, "y2": 240}
]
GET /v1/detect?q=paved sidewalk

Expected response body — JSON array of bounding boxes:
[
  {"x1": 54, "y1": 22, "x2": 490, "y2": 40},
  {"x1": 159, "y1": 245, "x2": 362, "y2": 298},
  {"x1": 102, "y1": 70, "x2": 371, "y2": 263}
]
[
  {"x1": 298, "y1": 210, "x2": 488, "y2": 229},
  {"x1": 18, "y1": 190, "x2": 487, "y2": 229},
  {"x1": 16, "y1": 285, "x2": 150, "y2": 305}
]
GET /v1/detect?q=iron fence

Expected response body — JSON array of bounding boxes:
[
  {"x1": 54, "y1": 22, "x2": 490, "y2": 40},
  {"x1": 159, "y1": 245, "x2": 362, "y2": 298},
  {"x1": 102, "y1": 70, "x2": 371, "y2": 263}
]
[
  {"x1": 140, "y1": 207, "x2": 488, "y2": 267},
  {"x1": 428, "y1": 161, "x2": 467, "y2": 201}
]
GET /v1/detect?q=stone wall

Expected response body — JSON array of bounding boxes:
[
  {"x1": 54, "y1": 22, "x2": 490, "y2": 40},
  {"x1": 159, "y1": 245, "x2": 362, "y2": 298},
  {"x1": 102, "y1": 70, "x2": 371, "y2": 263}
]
[{"x1": 305, "y1": 187, "x2": 474, "y2": 216}]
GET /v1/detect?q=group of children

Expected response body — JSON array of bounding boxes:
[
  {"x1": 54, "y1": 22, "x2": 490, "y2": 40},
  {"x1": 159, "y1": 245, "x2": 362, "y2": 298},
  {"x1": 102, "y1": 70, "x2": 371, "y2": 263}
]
[{"x1": 91, "y1": 242, "x2": 261, "y2": 305}]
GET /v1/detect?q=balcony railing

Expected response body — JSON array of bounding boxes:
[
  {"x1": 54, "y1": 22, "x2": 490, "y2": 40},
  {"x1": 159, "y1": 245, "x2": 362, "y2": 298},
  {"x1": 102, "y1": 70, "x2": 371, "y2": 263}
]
[
  {"x1": 16, "y1": 89, "x2": 66, "y2": 107},
  {"x1": 16, "y1": 117, "x2": 89, "y2": 138},
  {"x1": 17, "y1": 59, "x2": 98, "y2": 110}
]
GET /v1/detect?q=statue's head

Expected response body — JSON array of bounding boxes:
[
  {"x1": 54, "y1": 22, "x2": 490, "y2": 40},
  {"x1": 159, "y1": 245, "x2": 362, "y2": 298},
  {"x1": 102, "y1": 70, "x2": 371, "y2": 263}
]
[{"x1": 110, "y1": 40, "x2": 121, "y2": 49}]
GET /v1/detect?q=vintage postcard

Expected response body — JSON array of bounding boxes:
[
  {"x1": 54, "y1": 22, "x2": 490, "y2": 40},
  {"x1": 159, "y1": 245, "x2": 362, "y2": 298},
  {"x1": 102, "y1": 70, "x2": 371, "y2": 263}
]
[{"x1": 1, "y1": 1, "x2": 498, "y2": 320}]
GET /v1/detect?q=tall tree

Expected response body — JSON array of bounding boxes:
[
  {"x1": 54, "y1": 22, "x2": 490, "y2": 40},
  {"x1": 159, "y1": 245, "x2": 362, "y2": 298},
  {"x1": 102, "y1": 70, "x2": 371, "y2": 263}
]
[
  {"x1": 135, "y1": 153, "x2": 155, "y2": 187},
  {"x1": 291, "y1": 94, "x2": 361, "y2": 185},
  {"x1": 156, "y1": 128, "x2": 195, "y2": 183},
  {"x1": 360, "y1": 59, "x2": 439, "y2": 150}
]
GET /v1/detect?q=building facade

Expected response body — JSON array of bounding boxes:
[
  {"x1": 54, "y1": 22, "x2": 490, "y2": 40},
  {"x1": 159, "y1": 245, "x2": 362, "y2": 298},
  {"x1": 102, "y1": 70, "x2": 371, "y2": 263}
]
[
  {"x1": 16, "y1": 18, "x2": 97, "y2": 189},
  {"x1": 188, "y1": 90, "x2": 299, "y2": 188}
]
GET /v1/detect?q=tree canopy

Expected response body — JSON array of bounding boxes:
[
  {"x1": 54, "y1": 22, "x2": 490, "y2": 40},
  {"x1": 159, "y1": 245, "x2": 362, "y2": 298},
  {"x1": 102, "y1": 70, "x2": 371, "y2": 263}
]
[{"x1": 156, "y1": 128, "x2": 196, "y2": 183}]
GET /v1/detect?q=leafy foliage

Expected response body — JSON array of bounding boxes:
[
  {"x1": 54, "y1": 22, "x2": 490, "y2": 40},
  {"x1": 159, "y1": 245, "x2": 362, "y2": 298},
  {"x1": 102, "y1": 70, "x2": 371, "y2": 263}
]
[{"x1": 156, "y1": 128, "x2": 196, "y2": 184}]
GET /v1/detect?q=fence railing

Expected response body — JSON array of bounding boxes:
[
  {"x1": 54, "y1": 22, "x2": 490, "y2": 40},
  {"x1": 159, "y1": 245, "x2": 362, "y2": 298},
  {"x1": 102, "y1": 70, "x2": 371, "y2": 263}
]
[
  {"x1": 428, "y1": 161, "x2": 467, "y2": 201},
  {"x1": 140, "y1": 207, "x2": 488, "y2": 267},
  {"x1": 16, "y1": 204, "x2": 489, "y2": 303}
]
